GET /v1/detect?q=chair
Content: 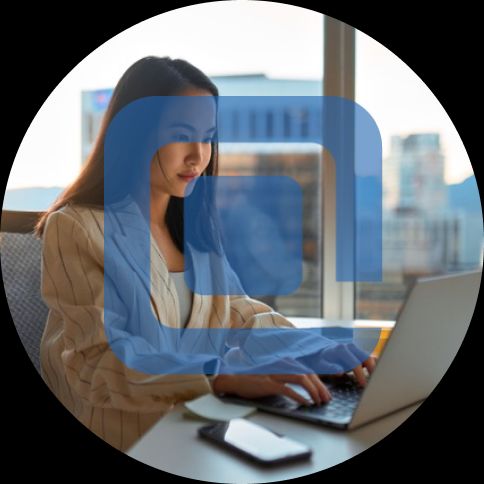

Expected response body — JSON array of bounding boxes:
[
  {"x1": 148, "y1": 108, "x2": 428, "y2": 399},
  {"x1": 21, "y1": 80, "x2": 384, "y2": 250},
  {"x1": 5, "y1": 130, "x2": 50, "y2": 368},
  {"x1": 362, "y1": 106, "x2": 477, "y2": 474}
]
[{"x1": 0, "y1": 210, "x2": 48, "y2": 374}]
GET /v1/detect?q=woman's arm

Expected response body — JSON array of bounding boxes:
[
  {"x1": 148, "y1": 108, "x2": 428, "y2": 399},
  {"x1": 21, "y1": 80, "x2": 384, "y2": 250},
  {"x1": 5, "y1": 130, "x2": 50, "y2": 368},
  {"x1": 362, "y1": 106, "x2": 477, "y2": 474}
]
[
  {"x1": 41, "y1": 209, "x2": 217, "y2": 414},
  {"x1": 229, "y1": 293, "x2": 295, "y2": 329},
  {"x1": 215, "y1": 292, "x2": 376, "y2": 401}
]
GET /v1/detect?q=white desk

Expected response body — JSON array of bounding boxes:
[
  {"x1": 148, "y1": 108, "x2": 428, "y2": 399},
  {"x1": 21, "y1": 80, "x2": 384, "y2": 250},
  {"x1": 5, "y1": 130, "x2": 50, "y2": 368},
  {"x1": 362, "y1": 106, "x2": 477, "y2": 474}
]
[
  {"x1": 126, "y1": 401, "x2": 422, "y2": 482},
  {"x1": 127, "y1": 318, "x2": 403, "y2": 481}
]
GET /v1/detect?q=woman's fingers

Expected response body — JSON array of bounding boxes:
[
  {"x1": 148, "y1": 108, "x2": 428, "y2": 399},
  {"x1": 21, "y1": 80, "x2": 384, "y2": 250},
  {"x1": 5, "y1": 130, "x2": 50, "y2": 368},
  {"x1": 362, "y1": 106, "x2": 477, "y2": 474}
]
[
  {"x1": 363, "y1": 356, "x2": 377, "y2": 374},
  {"x1": 351, "y1": 365, "x2": 367, "y2": 387},
  {"x1": 276, "y1": 383, "x2": 313, "y2": 406},
  {"x1": 270, "y1": 373, "x2": 331, "y2": 404},
  {"x1": 270, "y1": 374, "x2": 320, "y2": 404},
  {"x1": 307, "y1": 373, "x2": 332, "y2": 402}
]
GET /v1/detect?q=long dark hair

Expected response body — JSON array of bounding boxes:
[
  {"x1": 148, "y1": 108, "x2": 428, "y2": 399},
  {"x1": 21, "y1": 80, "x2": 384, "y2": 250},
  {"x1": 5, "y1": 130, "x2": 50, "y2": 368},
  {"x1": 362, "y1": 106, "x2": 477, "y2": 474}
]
[{"x1": 35, "y1": 56, "x2": 220, "y2": 255}]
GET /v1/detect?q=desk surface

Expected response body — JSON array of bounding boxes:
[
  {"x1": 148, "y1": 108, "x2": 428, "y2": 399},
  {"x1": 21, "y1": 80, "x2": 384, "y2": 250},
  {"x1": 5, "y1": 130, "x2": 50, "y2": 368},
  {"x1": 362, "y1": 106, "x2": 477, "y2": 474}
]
[
  {"x1": 126, "y1": 400, "x2": 422, "y2": 482},
  {"x1": 288, "y1": 317, "x2": 395, "y2": 329}
]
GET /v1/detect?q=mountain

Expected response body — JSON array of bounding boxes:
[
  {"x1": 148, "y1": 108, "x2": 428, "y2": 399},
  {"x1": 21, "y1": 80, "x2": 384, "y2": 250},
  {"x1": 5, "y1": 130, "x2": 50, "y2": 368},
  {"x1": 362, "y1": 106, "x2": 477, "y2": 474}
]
[
  {"x1": 2, "y1": 187, "x2": 64, "y2": 211},
  {"x1": 2, "y1": 176, "x2": 482, "y2": 213},
  {"x1": 447, "y1": 175, "x2": 482, "y2": 214}
]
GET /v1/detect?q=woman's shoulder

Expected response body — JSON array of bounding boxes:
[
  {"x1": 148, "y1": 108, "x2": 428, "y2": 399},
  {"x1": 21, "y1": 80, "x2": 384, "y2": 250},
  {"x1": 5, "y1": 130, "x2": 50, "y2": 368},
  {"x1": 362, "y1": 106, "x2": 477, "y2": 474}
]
[
  {"x1": 41, "y1": 204, "x2": 105, "y2": 264},
  {"x1": 63, "y1": 202, "x2": 104, "y2": 218},
  {"x1": 44, "y1": 203, "x2": 104, "y2": 237}
]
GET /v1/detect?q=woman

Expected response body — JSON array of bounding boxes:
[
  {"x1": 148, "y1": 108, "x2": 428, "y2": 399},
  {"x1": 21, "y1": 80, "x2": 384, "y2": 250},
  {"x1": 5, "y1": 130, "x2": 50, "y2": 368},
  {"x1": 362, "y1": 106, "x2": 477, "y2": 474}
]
[{"x1": 36, "y1": 56, "x2": 376, "y2": 452}]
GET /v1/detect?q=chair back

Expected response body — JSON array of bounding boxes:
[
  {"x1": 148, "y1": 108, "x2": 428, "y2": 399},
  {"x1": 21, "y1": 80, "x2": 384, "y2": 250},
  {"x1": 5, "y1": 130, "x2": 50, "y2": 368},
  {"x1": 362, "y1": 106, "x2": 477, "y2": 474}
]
[{"x1": 1, "y1": 211, "x2": 47, "y2": 374}]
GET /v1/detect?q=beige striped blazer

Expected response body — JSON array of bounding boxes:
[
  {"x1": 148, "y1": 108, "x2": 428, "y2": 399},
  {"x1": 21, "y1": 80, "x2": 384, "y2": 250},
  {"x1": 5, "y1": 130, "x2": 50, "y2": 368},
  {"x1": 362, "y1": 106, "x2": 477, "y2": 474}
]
[{"x1": 39, "y1": 197, "x2": 296, "y2": 453}]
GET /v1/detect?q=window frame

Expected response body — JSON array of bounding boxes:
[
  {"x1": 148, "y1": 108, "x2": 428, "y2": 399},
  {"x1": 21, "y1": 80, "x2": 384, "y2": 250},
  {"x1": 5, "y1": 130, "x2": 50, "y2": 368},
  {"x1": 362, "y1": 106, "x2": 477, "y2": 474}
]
[{"x1": 322, "y1": 17, "x2": 356, "y2": 320}]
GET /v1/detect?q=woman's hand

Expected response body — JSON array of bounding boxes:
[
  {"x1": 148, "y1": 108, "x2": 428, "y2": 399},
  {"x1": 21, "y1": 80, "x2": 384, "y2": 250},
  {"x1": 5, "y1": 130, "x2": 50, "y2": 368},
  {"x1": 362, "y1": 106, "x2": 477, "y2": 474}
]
[
  {"x1": 321, "y1": 355, "x2": 378, "y2": 388},
  {"x1": 212, "y1": 372, "x2": 332, "y2": 406},
  {"x1": 212, "y1": 355, "x2": 379, "y2": 406}
]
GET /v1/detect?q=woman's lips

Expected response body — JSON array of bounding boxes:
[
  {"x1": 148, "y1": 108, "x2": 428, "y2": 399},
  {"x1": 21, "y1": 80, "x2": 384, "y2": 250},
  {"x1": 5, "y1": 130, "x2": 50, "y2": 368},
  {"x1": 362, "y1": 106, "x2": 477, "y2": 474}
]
[{"x1": 178, "y1": 174, "x2": 198, "y2": 182}]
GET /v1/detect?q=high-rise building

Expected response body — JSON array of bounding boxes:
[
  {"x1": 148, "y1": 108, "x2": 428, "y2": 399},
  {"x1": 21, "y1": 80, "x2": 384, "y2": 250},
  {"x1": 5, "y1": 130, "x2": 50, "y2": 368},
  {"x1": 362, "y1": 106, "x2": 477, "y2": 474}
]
[{"x1": 385, "y1": 133, "x2": 447, "y2": 213}]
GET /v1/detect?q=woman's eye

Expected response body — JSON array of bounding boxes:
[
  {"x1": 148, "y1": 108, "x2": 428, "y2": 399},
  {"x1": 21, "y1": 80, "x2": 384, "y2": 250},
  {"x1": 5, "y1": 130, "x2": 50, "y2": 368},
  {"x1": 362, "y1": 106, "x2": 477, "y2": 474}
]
[
  {"x1": 173, "y1": 134, "x2": 190, "y2": 141},
  {"x1": 172, "y1": 134, "x2": 214, "y2": 143}
]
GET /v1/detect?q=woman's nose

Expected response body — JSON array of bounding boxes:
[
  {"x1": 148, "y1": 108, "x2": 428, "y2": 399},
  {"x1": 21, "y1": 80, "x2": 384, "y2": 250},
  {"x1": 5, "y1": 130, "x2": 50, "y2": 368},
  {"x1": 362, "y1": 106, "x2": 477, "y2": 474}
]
[{"x1": 187, "y1": 141, "x2": 208, "y2": 164}]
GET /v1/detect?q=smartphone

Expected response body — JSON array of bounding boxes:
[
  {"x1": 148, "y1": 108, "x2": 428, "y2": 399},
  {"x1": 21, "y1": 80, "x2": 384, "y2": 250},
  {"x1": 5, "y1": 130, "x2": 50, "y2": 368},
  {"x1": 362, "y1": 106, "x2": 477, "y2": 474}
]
[{"x1": 197, "y1": 418, "x2": 312, "y2": 466}]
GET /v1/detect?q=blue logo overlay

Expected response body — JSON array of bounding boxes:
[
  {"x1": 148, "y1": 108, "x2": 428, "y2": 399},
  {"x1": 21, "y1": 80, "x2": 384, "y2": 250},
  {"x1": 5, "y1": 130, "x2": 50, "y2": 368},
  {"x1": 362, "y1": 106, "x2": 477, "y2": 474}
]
[
  {"x1": 104, "y1": 96, "x2": 382, "y2": 376},
  {"x1": 185, "y1": 175, "x2": 303, "y2": 296}
]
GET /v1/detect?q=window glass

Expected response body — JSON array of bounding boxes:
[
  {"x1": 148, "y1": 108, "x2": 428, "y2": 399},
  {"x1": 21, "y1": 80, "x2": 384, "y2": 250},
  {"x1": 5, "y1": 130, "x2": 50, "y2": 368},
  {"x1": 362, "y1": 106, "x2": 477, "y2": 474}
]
[
  {"x1": 355, "y1": 29, "x2": 483, "y2": 320},
  {"x1": 4, "y1": 3, "x2": 325, "y2": 318}
]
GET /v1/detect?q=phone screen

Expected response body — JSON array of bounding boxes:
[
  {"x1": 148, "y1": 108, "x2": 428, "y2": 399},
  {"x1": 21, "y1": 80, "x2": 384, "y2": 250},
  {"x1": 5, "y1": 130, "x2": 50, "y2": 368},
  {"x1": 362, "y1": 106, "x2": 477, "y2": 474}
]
[{"x1": 198, "y1": 418, "x2": 312, "y2": 464}]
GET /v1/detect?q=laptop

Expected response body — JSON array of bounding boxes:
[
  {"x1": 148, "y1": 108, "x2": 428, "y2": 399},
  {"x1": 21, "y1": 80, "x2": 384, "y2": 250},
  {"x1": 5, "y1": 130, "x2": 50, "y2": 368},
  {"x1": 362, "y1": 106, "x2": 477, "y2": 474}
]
[{"x1": 219, "y1": 269, "x2": 482, "y2": 430}]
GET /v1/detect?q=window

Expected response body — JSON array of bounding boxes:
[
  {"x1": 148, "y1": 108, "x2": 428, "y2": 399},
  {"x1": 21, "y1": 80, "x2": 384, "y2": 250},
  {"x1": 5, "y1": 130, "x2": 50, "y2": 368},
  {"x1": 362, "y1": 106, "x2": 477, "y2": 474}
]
[
  {"x1": 354, "y1": 28, "x2": 483, "y2": 321},
  {"x1": 7, "y1": 7, "x2": 478, "y2": 322},
  {"x1": 3, "y1": 3, "x2": 325, "y2": 318}
]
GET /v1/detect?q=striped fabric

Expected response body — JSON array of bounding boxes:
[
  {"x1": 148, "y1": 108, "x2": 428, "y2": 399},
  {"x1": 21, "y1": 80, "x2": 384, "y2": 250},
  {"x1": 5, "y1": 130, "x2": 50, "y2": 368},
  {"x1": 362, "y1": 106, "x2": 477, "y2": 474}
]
[
  {"x1": 39, "y1": 197, "x2": 296, "y2": 452},
  {"x1": 169, "y1": 271, "x2": 193, "y2": 328}
]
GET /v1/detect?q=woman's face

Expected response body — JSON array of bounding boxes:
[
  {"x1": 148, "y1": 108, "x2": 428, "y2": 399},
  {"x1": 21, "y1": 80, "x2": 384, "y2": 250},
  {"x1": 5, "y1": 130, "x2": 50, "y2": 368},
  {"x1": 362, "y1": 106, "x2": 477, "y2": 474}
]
[{"x1": 150, "y1": 87, "x2": 216, "y2": 198}]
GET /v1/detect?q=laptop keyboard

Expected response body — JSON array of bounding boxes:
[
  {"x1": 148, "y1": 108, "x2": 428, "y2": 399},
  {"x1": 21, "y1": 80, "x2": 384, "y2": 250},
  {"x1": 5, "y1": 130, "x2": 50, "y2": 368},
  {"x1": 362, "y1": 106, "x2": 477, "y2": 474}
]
[
  {"x1": 249, "y1": 375, "x2": 364, "y2": 421},
  {"x1": 300, "y1": 379, "x2": 363, "y2": 419}
]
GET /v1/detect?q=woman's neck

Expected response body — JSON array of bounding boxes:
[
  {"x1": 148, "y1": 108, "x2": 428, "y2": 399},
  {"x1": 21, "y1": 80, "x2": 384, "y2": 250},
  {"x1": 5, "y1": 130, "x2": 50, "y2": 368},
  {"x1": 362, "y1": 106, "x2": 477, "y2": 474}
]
[{"x1": 150, "y1": 188, "x2": 170, "y2": 231}]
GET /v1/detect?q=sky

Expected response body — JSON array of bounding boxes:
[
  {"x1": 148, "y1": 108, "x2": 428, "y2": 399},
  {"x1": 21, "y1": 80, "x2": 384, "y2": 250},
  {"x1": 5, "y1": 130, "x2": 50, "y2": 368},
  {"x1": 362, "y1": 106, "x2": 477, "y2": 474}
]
[{"x1": 7, "y1": 0, "x2": 474, "y2": 190}]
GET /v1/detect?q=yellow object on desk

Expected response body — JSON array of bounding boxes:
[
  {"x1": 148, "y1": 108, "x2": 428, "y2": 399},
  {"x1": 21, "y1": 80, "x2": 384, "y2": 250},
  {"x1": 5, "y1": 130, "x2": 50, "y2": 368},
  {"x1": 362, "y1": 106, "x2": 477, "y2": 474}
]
[
  {"x1": 371, "y1": 328, "x2": 392, "y2": 358},
  {"x1": 351, "y1": 321, "x2": 394, "y2": 360}
]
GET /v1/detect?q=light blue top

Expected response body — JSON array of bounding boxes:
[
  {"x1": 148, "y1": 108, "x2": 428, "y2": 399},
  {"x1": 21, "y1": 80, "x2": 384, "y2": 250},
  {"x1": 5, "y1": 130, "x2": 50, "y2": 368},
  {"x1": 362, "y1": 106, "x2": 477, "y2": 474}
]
[{"x1": 169, "y1": 271, "x2": 193, "y2": 328}]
